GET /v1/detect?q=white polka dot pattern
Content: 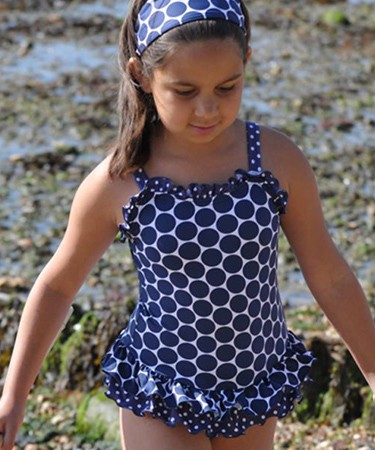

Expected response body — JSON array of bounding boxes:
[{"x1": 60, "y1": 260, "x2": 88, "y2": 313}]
[
  {"x1": 101, "y1": 122, "x2": 315, "y2": 438},
  {"x1": 135, "y1": 0, "x2": 246, "y2": 55}
]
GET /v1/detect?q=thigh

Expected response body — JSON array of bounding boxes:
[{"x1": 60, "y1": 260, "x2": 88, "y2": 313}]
[
  {"x1": 210, "y1": 417, "x2": 277, "y2": 450},
  {"x1": 119, "y1": 408, "x2": 213, "y2": 450}
]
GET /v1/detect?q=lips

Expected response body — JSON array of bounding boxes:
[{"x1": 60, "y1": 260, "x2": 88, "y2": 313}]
[{"x1": 190, "y1": 123, "x2": 217, "y2": 130}]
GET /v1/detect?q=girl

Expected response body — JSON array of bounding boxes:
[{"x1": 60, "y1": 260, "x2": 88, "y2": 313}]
[{"x1": 0, "y1": 0, "x2": 374, "y2": 449}]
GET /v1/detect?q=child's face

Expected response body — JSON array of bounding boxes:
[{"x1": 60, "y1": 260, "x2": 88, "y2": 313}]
[{"x1": 141, "y1": 38, "x2": 248, "y2": 146}]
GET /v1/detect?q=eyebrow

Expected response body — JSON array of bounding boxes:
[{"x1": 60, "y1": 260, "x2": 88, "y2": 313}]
[{"x1": 169, "y1": 73, "x2": 242, "y2": 87}]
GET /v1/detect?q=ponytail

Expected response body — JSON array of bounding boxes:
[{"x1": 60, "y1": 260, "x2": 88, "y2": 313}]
[
  {"x1": 108, "y1": 0, "x2": 153, "y2": 178},
  {"x1": 108, "y1": 0, "x2": 251, "y2": 178}
]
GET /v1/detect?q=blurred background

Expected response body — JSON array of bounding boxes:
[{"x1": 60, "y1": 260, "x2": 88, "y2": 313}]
[{"x1": 0, "y1": 0, "x2": 374, "y2": 448}]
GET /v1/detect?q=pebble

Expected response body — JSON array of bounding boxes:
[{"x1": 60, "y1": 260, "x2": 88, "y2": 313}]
[
  {"x1": 0, "y1": 292, "x2": 11, "y2": 304},
  {"x1": 51, "y1": 413, "x2": 66, "y2": 425},
  {"x1": 17, "y1": 40, "x2": 33, "y2": 57},
  {"x1": 17, "y1": 238, "x2": 33, "y2": 249},
  {"x1": 40, "y1": 400, "x2": 55, "y2": 415},
  {"x1": 0, "y1": 277, "x2": 27, "y2": 289}
]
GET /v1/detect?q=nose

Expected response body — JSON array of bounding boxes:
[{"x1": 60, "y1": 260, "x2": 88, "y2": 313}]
[{"x1": 194, "y1": 94, "x2": 218, "y2": 119}]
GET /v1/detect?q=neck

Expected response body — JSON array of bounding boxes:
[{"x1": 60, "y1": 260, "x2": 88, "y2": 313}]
[
  {"x1": 144, "y1": 120, "x2": 248, "y2": 186},
  {"x1": 151, "y1": 119, "x2": 243, "y2": 163}
]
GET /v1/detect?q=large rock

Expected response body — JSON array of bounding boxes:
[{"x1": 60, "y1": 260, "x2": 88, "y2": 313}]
[{"x1": 296, "y1": 332, "x2": 374, "y2": 428}]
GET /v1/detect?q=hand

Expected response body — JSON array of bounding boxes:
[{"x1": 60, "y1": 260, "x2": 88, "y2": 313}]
[{"x1": 0, "y1": 396, "x2": 26, "y2": 450}]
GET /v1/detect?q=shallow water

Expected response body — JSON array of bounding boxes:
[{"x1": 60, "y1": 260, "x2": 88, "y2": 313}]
[
  {"x1": 2, "y1": 40, "x2": 117, "y2": 83},
  {"x1": 73, "y1": 0, "x2": 127, "y2": 18}
]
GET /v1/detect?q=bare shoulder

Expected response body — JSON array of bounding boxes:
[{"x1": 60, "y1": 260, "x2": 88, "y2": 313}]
[
  {"x1": 74, "y1": 155, "x2": 139, "y2": 225},
  {"x1": 34, "y1": 156, "x2": 140, "y2": 298},
  {"x1": 259, "y1": 125, "x2": 313, "y2": 192}
]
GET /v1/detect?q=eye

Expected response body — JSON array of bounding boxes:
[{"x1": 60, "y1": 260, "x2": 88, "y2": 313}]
[
  {"x1": 174, "y1": 89, "x2": 195, "y2": 97},
  {"x1": 218, "y1": 85, "x2": 236, "y2": 93}
]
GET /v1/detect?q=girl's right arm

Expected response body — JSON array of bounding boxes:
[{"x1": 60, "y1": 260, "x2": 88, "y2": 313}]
[{"x1": 0, "y1": 158, "x2": 132, "y2": 450}]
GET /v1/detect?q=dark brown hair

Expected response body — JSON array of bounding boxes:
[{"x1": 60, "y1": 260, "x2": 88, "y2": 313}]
[{"x1": 108, "y1": 0, "x2": 251, "y2": 178}]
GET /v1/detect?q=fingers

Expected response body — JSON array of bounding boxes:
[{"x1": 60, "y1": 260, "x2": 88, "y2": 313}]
[{"x1": 0, "y1": 428, "x2": 16, "y2": 450}]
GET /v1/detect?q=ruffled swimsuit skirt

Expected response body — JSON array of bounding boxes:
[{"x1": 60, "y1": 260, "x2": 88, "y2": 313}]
[{"x1": 101, "y1": 122, "x2": 315, "y2": 438}]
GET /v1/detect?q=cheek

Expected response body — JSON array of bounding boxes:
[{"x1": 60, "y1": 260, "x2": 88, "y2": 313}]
[
  {"x1": 153, "y1": 100, "x2": 188, "y2": 129},
  {"x1": 154, "y1": 95, "x2": 189, "y2": 117},
  {"x1": 222, "y1": 93, "x2": 242, "y2": 115},
  {"x1": 153, "y1": 91, "x2": 177, "y2": 111}
]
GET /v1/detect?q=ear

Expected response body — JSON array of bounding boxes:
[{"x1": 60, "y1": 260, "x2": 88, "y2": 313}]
[
  {"x1": 246, "y1": 46, "x2": 252, "y2": 63},
  {"x1": 128, "y1": 57, "x2": 152, "y2": 93}
]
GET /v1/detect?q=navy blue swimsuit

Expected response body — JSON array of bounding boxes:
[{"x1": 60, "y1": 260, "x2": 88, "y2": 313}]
[{"x1": 101, "y1": 122, "x2": 314, "y2": 438}]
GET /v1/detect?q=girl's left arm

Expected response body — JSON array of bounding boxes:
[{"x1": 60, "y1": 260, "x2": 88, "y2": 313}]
[{"x1": 279, "y1": 138, "x2": 375, "y2": 398}]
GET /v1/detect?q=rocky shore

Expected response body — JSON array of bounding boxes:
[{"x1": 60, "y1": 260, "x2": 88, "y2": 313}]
[{"x1": 0, "y1": 0, "x2": 374, "y2": 448}]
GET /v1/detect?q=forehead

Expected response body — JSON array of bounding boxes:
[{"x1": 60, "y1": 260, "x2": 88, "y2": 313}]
[{"x1": 152, "y1": 38, "x2": 245, "y2": 82}]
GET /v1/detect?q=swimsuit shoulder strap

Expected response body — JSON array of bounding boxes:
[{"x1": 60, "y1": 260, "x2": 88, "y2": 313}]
[{"x1": 246, "y1": 121, "x2": 262, "y2": 173}]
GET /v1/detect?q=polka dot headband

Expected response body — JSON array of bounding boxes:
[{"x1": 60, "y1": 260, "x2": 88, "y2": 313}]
[{"x1": 135, "y1": 0, "x2": 247, "y2": 56}]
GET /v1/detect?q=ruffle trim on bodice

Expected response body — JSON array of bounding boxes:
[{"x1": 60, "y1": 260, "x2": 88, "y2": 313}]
[
  {"x1": 119, "y1": 169, "x2": 288, "y2": 243},
  {"x1": 101, "y1": 330, "x2": 315, "y2": 438}
]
